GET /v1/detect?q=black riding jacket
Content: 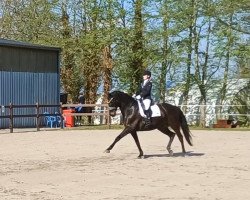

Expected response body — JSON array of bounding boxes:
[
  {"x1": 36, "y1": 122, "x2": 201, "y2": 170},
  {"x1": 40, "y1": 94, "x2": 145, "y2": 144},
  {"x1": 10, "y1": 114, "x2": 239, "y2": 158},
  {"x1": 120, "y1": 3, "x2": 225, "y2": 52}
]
[{"x1": 138, "y1": 80, "x2": 152, "y2": 100}]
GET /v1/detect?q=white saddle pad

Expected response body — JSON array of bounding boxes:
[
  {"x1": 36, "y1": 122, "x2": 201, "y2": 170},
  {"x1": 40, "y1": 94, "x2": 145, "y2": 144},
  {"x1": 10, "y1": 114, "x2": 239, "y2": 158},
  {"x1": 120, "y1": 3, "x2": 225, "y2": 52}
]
[{"x1": 137, "y1": 101, "x2": 161, "y2": 118}]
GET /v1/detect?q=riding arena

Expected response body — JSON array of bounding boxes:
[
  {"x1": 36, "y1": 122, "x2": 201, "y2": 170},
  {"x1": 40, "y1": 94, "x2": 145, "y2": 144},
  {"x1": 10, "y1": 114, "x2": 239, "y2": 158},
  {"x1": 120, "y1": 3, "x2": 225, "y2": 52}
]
[{"x1": 0, "y1": 128, "x2": 249, "y2": 199}]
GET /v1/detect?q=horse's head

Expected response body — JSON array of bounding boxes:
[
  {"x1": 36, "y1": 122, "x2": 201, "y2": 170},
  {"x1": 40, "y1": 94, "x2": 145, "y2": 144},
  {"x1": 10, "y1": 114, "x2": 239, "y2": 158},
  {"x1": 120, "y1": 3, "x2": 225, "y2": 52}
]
[
  {"x1": 108, "y1": 91, "x2": 121, "y2": 116},
  {"x1": 108, "y1": 90, "x2": 136, "y2": 117}
]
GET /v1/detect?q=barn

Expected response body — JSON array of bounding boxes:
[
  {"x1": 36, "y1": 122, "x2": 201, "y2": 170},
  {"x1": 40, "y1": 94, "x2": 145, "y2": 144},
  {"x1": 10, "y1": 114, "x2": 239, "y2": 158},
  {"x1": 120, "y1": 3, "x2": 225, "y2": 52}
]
[{"x1": 0, "y1": 38, "x2": 61, "y2": 128}]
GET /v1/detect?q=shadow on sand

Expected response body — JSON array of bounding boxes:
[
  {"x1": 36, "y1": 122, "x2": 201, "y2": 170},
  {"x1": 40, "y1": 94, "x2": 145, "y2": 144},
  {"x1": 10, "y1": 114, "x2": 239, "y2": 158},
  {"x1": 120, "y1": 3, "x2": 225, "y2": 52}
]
[{"x1": 143, "y1": 151, "x2": 205, "y2": 159}]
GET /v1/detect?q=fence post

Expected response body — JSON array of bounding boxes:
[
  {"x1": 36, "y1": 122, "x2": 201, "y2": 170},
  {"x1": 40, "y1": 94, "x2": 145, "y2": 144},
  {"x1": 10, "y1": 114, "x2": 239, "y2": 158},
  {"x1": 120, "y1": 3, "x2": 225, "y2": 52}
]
[
  {"x1": 9, "y1": 102, "x2": 13, "y2": 133},
  {"x1": 60, "y1": 103, "x2": 64, "y2": 129},
  {"x1": 107, "y1": 104, "x2": 111, "y2": 129},
  {"x1": 36, "y1": 102, "x2": 40, "y2": 131}
]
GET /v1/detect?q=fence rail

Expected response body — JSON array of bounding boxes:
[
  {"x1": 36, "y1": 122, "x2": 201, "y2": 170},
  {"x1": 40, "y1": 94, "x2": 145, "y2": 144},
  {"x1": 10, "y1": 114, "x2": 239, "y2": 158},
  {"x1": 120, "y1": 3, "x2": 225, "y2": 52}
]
[
  {"x1": 61, "y1": 103, "x2": 111, "y2": 127},
  {"x1": 0, "y1": 103, "x2": 111, "y2": 133},
  {"x1": 1, "y1": 103, "x2": 249, "y2": 132},
  {"x1": 0, "y1": 103, "x2": 63, "y2": 133},
  {"x1": 178, "y1": 104, "x2": 249, "y2": 127}
]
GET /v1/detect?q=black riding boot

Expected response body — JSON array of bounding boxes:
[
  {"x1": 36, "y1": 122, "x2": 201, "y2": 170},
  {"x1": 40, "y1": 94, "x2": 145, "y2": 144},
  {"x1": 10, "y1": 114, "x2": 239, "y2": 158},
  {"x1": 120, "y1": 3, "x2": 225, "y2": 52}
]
[{"x1": 144, "y1": 110, "x2": 151, "y2": 127}]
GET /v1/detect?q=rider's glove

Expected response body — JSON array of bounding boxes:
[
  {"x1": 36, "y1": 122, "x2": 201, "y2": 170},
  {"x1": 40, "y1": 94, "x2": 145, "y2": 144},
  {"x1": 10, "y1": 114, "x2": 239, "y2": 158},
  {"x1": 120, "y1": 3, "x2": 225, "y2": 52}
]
[
  {"x1": 136, "y1": 95, "x2": 141, "y2": 100},
  {"x1": 132, "y1": 94, "x2": 136, "y2": 98}
]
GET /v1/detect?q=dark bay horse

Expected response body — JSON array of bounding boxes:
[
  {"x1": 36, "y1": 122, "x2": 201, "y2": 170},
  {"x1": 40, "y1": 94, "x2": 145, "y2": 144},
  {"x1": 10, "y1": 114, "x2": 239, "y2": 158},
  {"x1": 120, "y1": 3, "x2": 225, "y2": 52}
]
[{"x1": 104, "y1": 91, "x2": 193, "y2": 158}]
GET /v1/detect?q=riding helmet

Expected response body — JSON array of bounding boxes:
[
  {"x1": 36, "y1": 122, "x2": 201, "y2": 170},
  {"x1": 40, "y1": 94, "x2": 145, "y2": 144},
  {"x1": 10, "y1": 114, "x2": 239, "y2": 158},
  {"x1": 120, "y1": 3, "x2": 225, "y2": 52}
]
[{"x1": 143, "y1": 70, "x2": 151, "y2": 77}]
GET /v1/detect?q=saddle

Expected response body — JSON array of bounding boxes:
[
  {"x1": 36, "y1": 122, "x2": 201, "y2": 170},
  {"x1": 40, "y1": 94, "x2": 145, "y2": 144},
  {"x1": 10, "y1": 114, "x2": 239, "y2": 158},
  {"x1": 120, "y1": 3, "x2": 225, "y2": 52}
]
[{"x1": 137, "y1": 100, "x2": 161, "y2": 118}]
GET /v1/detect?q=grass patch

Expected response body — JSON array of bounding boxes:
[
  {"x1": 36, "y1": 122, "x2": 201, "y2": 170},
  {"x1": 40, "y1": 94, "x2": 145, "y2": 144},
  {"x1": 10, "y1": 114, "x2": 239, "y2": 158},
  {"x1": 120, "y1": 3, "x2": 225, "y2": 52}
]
[
  {"x1": 63, "y1": 124, "x2": 124, "y2": 130},
  {"x1": 188, "y1": 126, "x2": 250, "y2": 131}
]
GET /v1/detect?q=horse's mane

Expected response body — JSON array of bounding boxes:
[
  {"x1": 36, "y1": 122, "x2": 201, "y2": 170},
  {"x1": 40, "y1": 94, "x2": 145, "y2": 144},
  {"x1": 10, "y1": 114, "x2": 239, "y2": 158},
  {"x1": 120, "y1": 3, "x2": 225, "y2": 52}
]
[{"x1": 111, "y1": 90, "x2": 137, "y2": 105}]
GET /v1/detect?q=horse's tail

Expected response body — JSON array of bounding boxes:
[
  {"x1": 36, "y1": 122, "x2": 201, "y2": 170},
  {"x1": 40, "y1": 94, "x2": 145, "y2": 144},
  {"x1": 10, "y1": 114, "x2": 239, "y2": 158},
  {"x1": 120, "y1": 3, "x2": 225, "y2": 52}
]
[{"x1": 180, "y1": 111, "x2": 193, "y2": 146}]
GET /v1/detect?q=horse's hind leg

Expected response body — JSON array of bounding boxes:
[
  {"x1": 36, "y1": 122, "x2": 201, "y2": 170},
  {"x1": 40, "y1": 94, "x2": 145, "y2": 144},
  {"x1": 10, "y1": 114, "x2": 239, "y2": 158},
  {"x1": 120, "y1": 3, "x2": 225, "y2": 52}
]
[
  {"x1": 172, "y1": 128, "x2": 186, "y2": 155},
  {"x1": 131, "y1": 131, "x2": 144, "y2": 158},
  {"x1": 158, "y1": 127, "x2": 175, "y2": 156},
  {"x1": 166, "y1": 132, "x2": 175, "y2": 156}
]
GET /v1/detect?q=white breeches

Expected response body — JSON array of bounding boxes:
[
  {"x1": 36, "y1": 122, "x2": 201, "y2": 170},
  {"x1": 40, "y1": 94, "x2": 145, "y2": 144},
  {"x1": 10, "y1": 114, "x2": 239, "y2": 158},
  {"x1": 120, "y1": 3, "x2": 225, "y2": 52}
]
[{"x1": 143, "y1": 99, "x2": 151, "y2": 110}]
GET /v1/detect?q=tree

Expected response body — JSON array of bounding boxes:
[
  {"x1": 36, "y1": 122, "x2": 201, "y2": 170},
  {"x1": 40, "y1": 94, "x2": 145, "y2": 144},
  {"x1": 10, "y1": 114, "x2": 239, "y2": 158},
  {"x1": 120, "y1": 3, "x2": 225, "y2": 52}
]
[
  {"x1": 60, "y1": 1, "x2": 82, "y2": 102},
  {"x1": 210, "y1": 0, "x2": 248, "y2": 120},
  {"x1": 129, "y1": 0, "x2": 145, "y2": 94},
  {"x1": 99, "y1": 0, "x2": 116, "y2": 104},
  {"x1": 1, "y1": 0, "x2": 249, "y2": 127},
  {"x1": 229, "y1": 82, "x2": 250, "y2": 126}
]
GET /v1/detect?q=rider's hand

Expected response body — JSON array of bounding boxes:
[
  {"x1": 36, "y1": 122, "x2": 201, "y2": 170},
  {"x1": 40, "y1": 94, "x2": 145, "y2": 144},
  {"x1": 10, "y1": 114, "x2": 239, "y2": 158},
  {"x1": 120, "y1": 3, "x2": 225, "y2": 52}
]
[
  {"x1": 132, "y1": 94, "x2": 136, "y2": 98},
  {"x1": 136, "y1": 95, "x2": 141, "y2": 100}
]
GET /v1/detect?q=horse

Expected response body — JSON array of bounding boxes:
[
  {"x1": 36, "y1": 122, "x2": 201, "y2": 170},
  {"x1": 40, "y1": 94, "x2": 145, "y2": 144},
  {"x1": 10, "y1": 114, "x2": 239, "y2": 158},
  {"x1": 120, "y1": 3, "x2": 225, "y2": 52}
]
[{"x1": 104, "y1": 91, "x2": 193, "y2": 158}]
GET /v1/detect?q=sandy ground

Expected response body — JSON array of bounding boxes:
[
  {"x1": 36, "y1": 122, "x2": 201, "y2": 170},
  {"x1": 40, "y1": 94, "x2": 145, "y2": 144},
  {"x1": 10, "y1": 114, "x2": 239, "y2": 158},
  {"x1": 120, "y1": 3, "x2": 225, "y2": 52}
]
[{"x1": 0, "y1": 128, "x2": 250, "y2": 200}]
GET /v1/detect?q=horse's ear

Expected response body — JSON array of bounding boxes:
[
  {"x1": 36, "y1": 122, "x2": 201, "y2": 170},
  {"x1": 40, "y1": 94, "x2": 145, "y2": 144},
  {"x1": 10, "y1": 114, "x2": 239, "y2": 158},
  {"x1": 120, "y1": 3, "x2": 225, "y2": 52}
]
[{"x1": 108, "y1": 92, "x2": 113, "y2": 98}]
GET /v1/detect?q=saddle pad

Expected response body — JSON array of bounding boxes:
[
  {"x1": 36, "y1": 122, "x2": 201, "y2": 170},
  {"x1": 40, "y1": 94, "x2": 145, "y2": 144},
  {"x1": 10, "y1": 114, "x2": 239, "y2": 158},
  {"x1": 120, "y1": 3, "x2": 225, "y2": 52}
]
[{"x1": 138, "y1": 101, "x2": 161, "y2": 118}]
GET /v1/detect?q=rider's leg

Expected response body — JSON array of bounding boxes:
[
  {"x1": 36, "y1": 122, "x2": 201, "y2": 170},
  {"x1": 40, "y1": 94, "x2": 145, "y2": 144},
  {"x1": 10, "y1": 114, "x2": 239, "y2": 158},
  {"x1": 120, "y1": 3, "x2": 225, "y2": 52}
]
[
  {"x1": 143, "y1": 99, "x2": 151, "y2": 110},
  {"x1": 143, "y1": 99, "x2": 151, "y2": 127},
  {"x1": 143, "y1": 99, "x2": 151, "y2": 118}
]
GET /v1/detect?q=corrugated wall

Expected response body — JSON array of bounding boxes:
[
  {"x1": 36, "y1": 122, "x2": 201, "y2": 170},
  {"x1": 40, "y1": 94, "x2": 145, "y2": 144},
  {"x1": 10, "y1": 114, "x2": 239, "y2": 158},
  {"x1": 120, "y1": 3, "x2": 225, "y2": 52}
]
[
  {"x1": 0, "y1": 46, "x2": 58, "y2": 73},
  {"x1": 0, "y1": 71, "x2": 59, "y2": 128}
]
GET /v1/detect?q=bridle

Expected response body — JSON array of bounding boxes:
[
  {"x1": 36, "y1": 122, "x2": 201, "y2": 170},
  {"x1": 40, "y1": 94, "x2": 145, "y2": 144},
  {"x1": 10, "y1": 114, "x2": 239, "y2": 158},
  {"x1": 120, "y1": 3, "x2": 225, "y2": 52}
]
[
  {"x1": 107, "y1": 97, "x2": 117, "y2": 111},
  {"x1": 107, "y1": 97, "x2": 114, "y2": 104}
]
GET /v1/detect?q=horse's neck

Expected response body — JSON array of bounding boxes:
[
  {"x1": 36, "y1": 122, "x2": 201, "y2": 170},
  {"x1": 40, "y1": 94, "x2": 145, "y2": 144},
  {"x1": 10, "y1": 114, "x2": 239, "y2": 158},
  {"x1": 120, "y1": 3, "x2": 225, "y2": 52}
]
[{"x1": 119, "y1": 99, "x2": 138, "y2": 115}]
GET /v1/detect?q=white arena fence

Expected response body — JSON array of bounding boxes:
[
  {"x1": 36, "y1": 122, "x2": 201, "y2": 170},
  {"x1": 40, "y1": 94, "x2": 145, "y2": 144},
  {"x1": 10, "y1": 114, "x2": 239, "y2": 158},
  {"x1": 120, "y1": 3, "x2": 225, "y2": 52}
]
[
  {"x1": 96, "y1": 104, "x2": 249, "y2": 127},
  {"x1": 178, "y1": 104, "x2": 249, "y2": 127},
  {"x1": 1, "y1": 103, "x2": 247, "y2": 130}
]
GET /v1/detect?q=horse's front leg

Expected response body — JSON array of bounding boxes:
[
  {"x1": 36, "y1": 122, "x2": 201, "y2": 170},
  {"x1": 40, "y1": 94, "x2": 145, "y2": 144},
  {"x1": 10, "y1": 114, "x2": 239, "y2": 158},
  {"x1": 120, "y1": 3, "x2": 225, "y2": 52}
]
[
  {"x1": 104, "y1": 127, "x2": 131, "y2": 153},
  {"x1": 131, "y1": 131, "x2": 144, "y2": 158}
]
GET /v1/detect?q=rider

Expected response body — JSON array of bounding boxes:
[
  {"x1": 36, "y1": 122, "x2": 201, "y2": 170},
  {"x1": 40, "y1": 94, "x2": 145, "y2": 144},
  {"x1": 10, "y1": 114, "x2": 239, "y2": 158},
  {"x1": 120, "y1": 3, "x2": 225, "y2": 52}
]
[{"x1": 135, "y1": 70, "x2": 152, "y2": 126}]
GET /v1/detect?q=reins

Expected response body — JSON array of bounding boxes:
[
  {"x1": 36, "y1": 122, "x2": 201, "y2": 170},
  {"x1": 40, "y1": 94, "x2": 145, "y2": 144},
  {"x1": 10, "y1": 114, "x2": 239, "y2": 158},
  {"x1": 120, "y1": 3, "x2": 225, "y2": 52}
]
[{"x1": 107, "y1": 97, "x2": 113, "y2": 104}]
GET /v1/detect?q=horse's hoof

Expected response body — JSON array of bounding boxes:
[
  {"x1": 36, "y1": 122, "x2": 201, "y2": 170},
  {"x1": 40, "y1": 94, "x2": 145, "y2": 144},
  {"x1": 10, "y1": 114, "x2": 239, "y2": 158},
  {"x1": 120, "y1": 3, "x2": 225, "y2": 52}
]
[
  {"x1": 169, "y1": 150, "x2": 174, "y2": 157},
  {"x1": 137, "y1": 155, "x2": 145, "y2": 159},
  {"x1": 104, "y1": 149, "x2": 110, "y2": 153}
]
